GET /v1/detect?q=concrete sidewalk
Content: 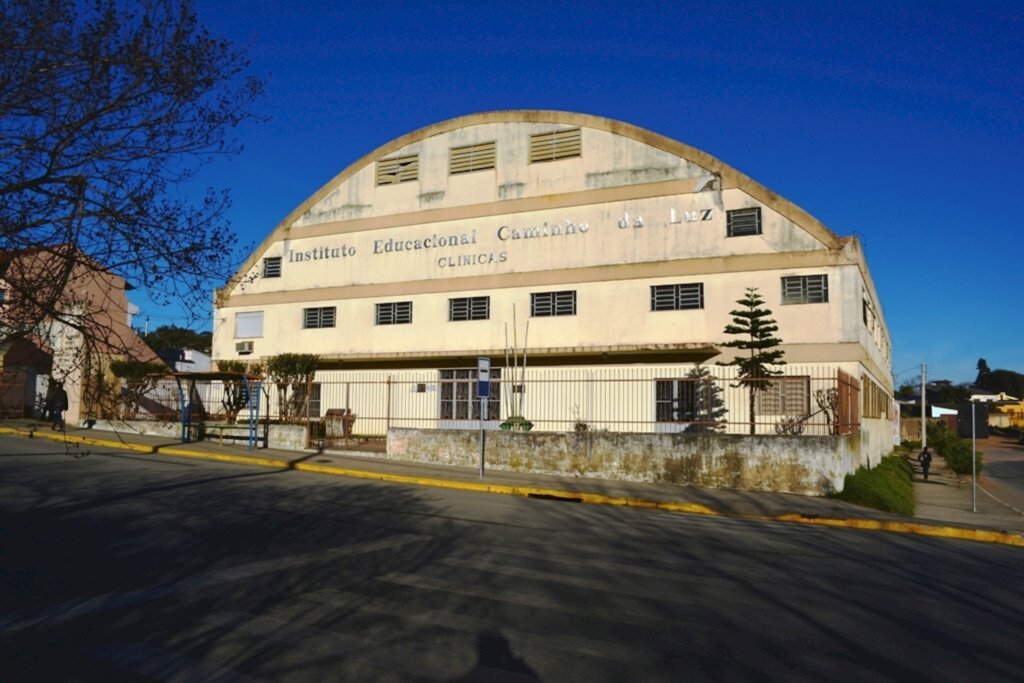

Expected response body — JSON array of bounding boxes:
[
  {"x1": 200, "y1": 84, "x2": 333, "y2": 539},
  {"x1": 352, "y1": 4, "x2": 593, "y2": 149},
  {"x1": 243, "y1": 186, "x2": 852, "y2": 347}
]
[{"x1": 3, "y1": 420, "x2": 1023, "y2": 547}]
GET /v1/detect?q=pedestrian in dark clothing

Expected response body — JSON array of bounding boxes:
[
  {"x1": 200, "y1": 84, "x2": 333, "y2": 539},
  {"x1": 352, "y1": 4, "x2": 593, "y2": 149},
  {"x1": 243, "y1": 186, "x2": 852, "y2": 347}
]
[
  {"x1": 50, "y1": 384, "x2": 69, "y2": 431},
  {"x1": 918, "y1": 447, "x2": 933, "y2": 481}
]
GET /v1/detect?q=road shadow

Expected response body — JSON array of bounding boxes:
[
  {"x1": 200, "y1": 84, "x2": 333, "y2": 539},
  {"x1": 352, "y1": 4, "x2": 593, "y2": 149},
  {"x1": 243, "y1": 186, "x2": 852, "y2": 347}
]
[{"x1": 449, "y1": 630, "x2": 543, "y2": 681}]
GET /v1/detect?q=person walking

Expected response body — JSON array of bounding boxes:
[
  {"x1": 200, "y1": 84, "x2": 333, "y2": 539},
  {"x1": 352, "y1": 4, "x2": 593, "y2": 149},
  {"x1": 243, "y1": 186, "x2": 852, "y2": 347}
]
[
  {"x1": 50, "y1": 383, "x2": 69, "y2": 431},
  {"x1": 918, "y1": 446, "x2": 933, "y2": 481}
]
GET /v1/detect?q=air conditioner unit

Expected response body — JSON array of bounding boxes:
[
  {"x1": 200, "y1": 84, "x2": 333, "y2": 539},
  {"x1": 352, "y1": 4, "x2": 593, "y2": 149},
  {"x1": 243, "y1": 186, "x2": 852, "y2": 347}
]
[{"x1": 235, "y1": 341, "x2": 254, "y2": 355}]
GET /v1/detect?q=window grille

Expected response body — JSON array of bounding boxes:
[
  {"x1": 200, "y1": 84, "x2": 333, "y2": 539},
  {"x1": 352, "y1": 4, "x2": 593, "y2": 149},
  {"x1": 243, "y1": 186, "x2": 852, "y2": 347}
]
[
  {"x1": 449, "y1": 296, "x2": 489, "y2": 322},
  {"x1": 376, "y1": 154, "x2": 419, "y2": 185},
  {"x1": 439, "y1": 368, "x2": 501, "y2": 420},
  {"x1": 530, "y1": 290, "x2": 576, "y2": 317},
  {"x1": 529, "y1": 128, "x2": 582, "y2": 163},
  {"x1": 449, "y1": 141, "x2": 496, "y2": 174},
  {"x1": 650, "y1": 283, "x2": 704, "y2": 311},
  {"x1": 375, "y1": 301, "x2": 413, "y2": 325},
  {"x1": 781, "y1": 275, "x2": 829, "y2": 304},
  {"x1": 756, "y1": 376, "x2": 811, "y2": 415},
  {"x1": 726, "y1": 207, "x2": 762, "y2": 237},
  {"x1": 262, "y1": 256, "x2": 282, "y2": 278},
  {"x1": 303, "y1": 306, "x2": 336, "y2": 329}
]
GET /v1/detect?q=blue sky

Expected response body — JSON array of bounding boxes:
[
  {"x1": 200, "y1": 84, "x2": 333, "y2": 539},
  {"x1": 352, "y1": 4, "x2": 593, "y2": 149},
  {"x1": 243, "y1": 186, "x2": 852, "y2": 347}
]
[{"x1": 163, "y1": 0, "x2": 1023, "y2": 385}]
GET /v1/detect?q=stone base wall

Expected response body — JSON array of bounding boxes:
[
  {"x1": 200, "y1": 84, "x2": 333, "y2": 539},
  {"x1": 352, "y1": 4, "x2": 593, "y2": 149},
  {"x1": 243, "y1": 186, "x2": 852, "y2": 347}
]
[
  {"x1": 88, "y1": 419, "x2": 308, "y2": 451},
  {"x1": 388, "y1": 428, "x2": 861, "y2": 496}
]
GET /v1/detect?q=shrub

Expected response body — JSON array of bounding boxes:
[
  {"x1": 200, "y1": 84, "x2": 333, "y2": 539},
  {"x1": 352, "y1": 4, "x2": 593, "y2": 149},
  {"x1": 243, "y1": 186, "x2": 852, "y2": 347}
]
[
  {"x1": 927, "y1": 420, "x2": 983, "y2": 479},
  {"x1": 942, "y1": 437, "x2": 983, "y2": 479},
  {"x1": 830, "y1": 454, "x2": 914, "y2": 516}
]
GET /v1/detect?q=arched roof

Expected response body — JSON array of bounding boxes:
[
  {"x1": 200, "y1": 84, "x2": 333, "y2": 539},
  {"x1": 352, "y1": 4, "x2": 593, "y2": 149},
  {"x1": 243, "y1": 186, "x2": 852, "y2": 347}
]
[{"x1": 223, "y1": 110, "x2": 844, "y2": 295}]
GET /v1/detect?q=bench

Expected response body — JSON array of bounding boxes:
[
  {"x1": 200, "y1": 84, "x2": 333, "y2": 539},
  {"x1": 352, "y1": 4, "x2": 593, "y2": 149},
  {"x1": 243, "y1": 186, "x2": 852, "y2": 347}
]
[{"x1": 204, "y1": 423, "x2": 253, "y2": 446}]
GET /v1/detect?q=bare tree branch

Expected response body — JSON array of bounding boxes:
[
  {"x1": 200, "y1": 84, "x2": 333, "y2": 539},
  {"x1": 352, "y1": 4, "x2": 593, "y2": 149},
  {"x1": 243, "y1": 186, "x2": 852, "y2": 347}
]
[{"x1": 1, "y1": 0, "x2": 264, "y2": 346}]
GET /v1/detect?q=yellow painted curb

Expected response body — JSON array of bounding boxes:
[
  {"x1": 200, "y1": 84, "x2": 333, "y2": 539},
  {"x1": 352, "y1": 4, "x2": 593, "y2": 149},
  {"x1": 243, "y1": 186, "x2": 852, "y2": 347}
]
[
  {"x1": 4, "y1": 425, "x2": 1022, "y2": 548},
  {"x1": 768, "y1": 513, "x2": 1024, "y2": 547}
]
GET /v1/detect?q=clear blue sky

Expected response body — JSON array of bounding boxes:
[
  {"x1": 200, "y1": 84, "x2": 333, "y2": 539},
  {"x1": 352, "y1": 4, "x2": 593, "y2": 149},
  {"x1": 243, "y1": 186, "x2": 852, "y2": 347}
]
[{"x1": 162, "y1": 0, "x2": 1023, "y2": 386}]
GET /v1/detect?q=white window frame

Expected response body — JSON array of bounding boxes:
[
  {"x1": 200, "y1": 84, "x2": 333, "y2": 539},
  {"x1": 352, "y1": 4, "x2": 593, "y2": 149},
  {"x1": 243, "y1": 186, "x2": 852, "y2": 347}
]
[
  {"x1": 781, "y1": 275, "x2": 829, "y2": 304},
  {"x1": 234, "y1": 311, "x2": 264, "y2": 339}
]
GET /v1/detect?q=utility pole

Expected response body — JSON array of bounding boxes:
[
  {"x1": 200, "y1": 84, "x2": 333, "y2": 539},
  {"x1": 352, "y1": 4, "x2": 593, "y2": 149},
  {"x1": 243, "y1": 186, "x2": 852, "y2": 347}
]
[
  {"x1": 920, "y1": 363, "x2": 927, "y2": 448},
  {"x1": 972, "y1": 400, "x2": 977, "y2": 512}
]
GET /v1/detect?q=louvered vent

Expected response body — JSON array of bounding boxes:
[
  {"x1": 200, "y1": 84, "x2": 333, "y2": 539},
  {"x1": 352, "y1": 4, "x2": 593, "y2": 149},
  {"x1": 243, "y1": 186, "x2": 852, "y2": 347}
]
[
  {"x1": 449, "y1": 141, "x2": 496, "y2": 175},
  {"x1": 376, "y1": 154, "x2": 419, "y2": 185},
  {"x1": 726, "y1": 207, "x2": 762, "y2": 237},
  {"x1": 529, "y1": 128, "x2": 582, "y2": 163}
]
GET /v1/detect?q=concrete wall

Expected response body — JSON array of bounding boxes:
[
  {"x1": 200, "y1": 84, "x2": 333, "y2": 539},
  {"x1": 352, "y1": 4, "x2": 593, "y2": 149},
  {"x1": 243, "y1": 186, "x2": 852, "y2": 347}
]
[
  {"x1": 89, "y1": 419, "x2": 308, "y2": 451},
  {"x1": 388, "y1": 427, "x2": 861, "y2": 495}
]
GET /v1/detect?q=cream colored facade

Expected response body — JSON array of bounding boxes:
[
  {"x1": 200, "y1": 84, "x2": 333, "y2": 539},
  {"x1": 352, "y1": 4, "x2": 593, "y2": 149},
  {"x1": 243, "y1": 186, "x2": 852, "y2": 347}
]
[{"x1": 214, "y1": 111, "x2": 893, "y2": 455}]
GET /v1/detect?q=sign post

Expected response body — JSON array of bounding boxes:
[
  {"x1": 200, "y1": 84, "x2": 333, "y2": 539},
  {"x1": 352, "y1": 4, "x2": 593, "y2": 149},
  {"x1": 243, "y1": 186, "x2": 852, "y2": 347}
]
[{"x1": 477, "y1": 357, "x2": 490, "y2": 479}]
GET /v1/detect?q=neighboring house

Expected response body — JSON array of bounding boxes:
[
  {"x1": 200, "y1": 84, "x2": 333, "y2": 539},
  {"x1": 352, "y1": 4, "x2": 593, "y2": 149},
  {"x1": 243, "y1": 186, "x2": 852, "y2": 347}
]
[
  {"x1": 971, "y1": 391, "x2": 1020, "y2": 403},
  {"x1": 0, "y1": 247, "x2": 160, "y2": 424},
  {"x1": 990, "y1": 399, "x2": 1024, "y2": 429},
  {"x1": 212, "y1": 111, "x2": 895, "y2": 466},
  {"x1": 157, "y1": 348, "x2": 212, "y2": 373}
]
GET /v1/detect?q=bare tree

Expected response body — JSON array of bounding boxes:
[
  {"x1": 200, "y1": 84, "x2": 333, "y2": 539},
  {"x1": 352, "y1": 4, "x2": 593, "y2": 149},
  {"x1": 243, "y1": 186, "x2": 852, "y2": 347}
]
[{"x1": 0, "y1": 0, "x2": 263, "y2": 363}]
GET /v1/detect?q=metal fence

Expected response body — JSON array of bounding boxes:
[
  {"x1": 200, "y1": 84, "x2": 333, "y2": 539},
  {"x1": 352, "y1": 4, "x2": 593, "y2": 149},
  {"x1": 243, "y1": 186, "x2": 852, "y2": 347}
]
[{"x1": 120, "y1": 365, "x2": 862, "y2": 441}]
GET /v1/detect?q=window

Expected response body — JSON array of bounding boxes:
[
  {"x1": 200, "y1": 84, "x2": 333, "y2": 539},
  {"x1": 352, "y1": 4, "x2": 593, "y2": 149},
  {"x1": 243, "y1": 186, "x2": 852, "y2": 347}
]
[
  {"x1": 651, "y1": 283, "x2": 704, "y2": 311},
  {"x1": 235, "y1": 311, "x2": 264, "y2": 338},
  {"x1": 655, "y1": 379, "x2": 716, "y2": 423},
  {"x1": 376, "y1": 154, "x2": 419, "y2": 185},
  {"x1": 529, "y1": 128, "x2": 582, "y2": 163},
  {"x1": 376, "y1": 301, "x2": 412, "y2": 325},
  {"x1": 309, "y1": 383, "x2": 321, "y2": 417},
  {"x1": 293, "y1": 382, "x2": 321, "y2": 418},
  {"x1": 756, "y1": 376, "x2": 810, "y2": 415},
  {"x1": 531, "y1": 290, "x2": 576, "y2": 317},
  {"x1": 861, "y1": 375, "x2": 890, "y2": 420},
  {"x1": 303, "y1": 306, "x2": 336, "y2": 329},
  {"x1": 449, "y1": 296, "x2": 489, "y2": 321},
  {"x1": 449, "y1": 141, "x2": 496, "y2": 174},
  {"x1": 262, "y1": 256, "x2": 282, "y2": 278},
  {"x1": 439, "y1": 368, "x2": 501, "y2": 420},
  {"x1": 782, "y1": 275, "x2": 829, "y2": 304},
  {"x1": 726, "y1": 207, "x2": 762, "y2": 237}
]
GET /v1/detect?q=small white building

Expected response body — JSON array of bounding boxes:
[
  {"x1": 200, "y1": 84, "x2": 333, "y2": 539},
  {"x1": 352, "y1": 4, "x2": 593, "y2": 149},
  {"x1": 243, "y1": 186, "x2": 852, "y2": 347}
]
[{"x1": 971, "y1": 392, "x2": 1019, "y2": 403}]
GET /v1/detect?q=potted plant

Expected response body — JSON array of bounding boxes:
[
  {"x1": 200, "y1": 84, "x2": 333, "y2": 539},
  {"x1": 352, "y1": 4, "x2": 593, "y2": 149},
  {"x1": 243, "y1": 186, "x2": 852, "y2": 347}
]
[{"x1": 500, "y1": 415, "x2": 533, "y2": 431}]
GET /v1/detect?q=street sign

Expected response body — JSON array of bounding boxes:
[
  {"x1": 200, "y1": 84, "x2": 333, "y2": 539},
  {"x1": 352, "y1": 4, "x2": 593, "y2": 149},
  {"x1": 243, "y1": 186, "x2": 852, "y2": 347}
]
[{"x1": 477, "y1": 357, "x2": 491, "y2": 398}]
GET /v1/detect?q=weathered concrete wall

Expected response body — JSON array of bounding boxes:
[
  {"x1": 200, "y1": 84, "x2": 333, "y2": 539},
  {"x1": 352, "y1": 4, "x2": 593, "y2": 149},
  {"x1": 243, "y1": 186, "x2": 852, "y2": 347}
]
[
  {"x1": 388, "y1": 428, "x2": 860, "y2": 495},
  {"x1": 91, "y1": 419, "x2": 181, "y2": 439},
  {"x1": 89, "y1": 420, "x2": 307, "y2": 451}
]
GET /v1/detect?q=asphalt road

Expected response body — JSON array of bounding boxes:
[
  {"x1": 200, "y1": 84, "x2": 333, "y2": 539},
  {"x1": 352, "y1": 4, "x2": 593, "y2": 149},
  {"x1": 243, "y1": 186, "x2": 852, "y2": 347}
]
[
  {"x1": 1, "y1": 435, "x2": 1023, "y2": 682},
  {"x1": 979, "y1": 435, "x2": 1024, "y2": 513}
]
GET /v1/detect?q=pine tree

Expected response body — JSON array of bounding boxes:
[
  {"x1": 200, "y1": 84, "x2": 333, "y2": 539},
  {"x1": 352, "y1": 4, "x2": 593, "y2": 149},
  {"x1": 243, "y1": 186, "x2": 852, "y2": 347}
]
[
  {"x1": 719, "y1": 287, "x2": 786, "y2": 434},
  {"x1": 684, "y1": 364, "x2": 727, "y2": 433},
  {"x1": 976, "y1": 358, "x2": 991, "y2": 389}
]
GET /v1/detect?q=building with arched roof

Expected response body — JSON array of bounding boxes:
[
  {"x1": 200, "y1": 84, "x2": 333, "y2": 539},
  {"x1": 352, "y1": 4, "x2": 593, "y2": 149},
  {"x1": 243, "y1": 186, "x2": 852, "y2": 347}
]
[{"x1": 213, "y1": 111, "x2": 894, "y2": 466}]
